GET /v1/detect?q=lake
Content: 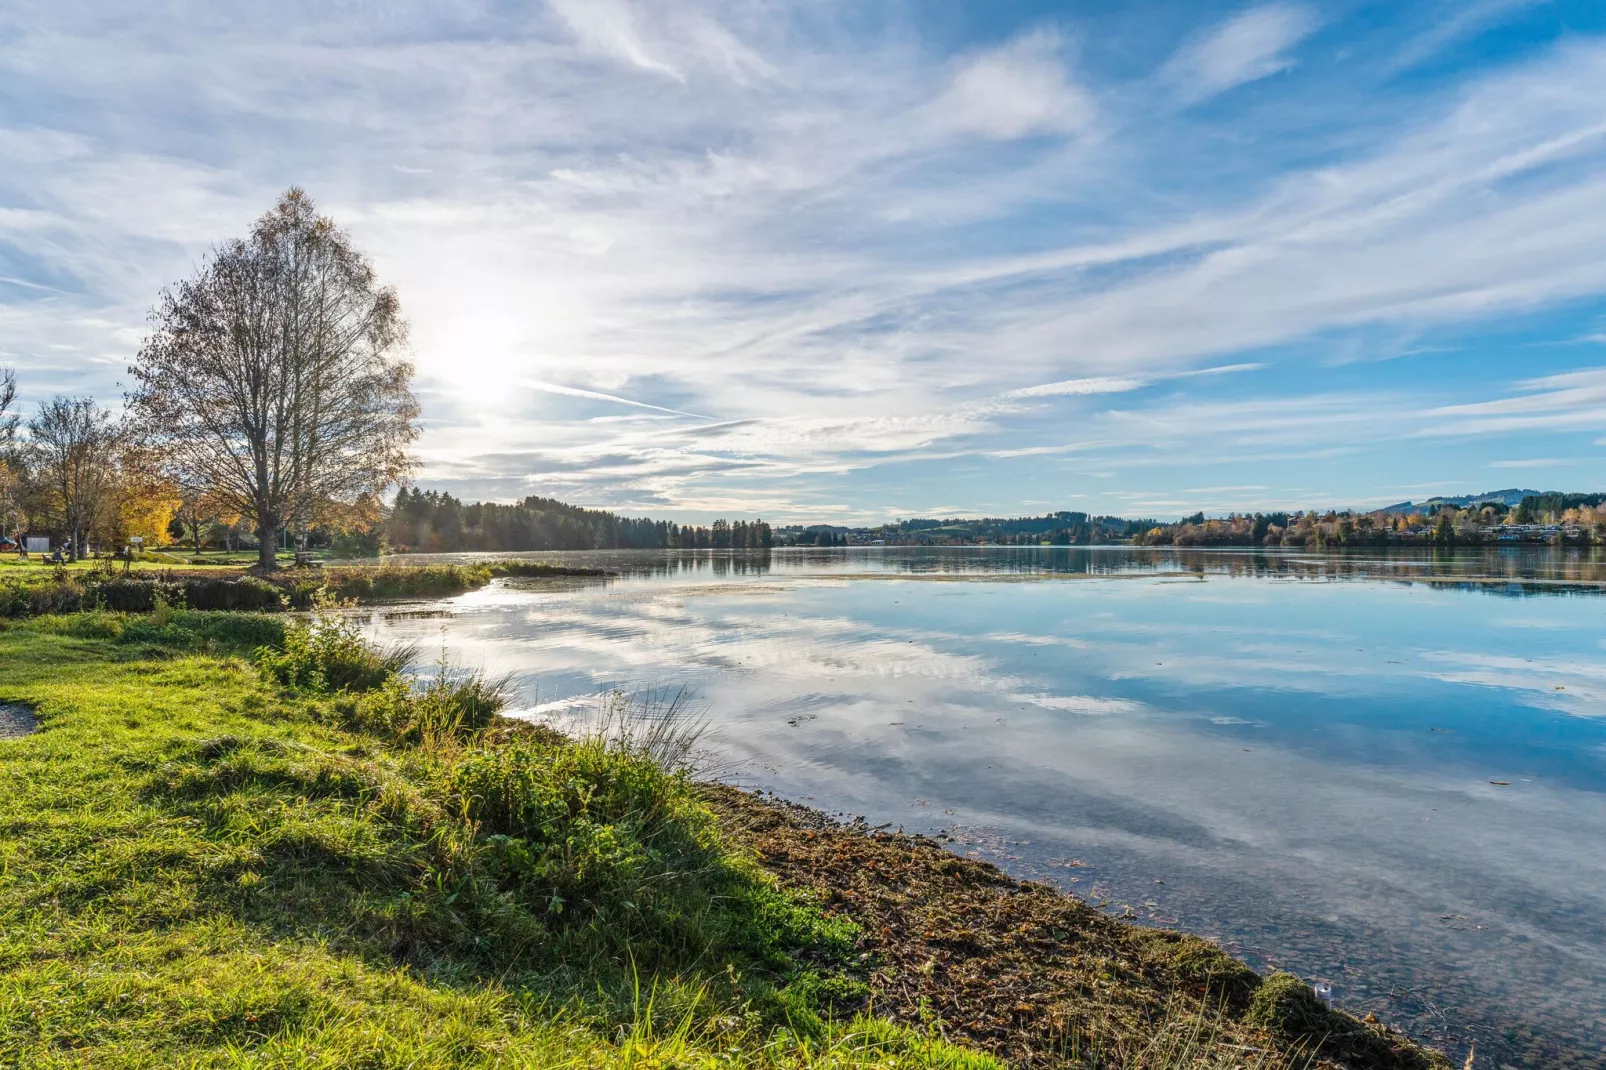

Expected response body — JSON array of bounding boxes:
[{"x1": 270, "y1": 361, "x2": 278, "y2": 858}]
[{"x1": 361, "y1": 546, "x2": 1606, "y2": 1067}]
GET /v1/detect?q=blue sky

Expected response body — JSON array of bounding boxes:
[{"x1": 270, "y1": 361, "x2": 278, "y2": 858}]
[{"x1": 3, "y1": 0, "x2": 1606, "y2": 522}]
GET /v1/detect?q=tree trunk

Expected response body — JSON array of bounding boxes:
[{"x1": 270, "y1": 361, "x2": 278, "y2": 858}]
[{"x1": 256, "y1": 517, "x2": 278, "y2": 572}]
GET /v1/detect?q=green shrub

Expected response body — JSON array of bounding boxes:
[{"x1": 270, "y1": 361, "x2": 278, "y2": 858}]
[
  {"x1": 0, "y1": 573, "x2": 85, "y2": 617},
  {"x1": 84, "y1": 578, "x2": 182, "y2": 613},
  {"x1": 453, "y1": 735, "x2": 723, "y2": 954},
  {"x1": 486, "y1": 561, "x2": 609, "y2": 579},
  {"x1": 1, "y1": 574, "x2": 287, "y2": 617},
  {"x1": 256, "y1": 612, "x2": 414, "y2": 693},
  {"x1": 322, "y1": 565, "x2": 493, "y2": 603},
  {"x1": 449, "y1": 732, "x2": 855, "y2": 981},
  {"x1": 182, "y1": 576, "x2": 287, "y2": 612},
  {"x1": 332, "y1": 669, "x2": 509, "y2": 747}
]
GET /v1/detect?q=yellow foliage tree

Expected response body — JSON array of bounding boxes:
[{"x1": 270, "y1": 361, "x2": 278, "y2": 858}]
[{"x1": 103, "y1": 446, "x2": 181, "y2": 548}]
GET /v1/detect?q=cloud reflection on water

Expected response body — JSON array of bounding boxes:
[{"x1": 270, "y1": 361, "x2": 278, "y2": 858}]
[{"x1": 364, "y1": 549, "x2": 1606, "y2": 1066}]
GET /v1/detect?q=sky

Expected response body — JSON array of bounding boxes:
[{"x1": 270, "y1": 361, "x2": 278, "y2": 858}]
[{"x1": 3, "y1": 0, "x2": 1606, "y2": 524}]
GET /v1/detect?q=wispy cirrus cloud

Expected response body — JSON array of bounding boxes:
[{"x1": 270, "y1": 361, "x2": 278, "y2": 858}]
[
  {"x1": 1160, "y1": 3, "x2": 1319, "y2": 103},
  {"x1": 1387, "y1": 0, "x2": 1544, "y2": 73},
  {"x1": 522, "y1": 380, "x2": 713, "y2": 420},
  {"x1": 1420, "y1": 368, "x2": 1606, "y2": 437},
  {"x1": 1488, "y1": 458, "x2": 1575, "y2": 468}
]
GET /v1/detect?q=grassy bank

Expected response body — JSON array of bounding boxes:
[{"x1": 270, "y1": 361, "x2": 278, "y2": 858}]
[
  {"x1": 0, "y1": 560, "x2": 610, "y2": 618},
  {"x1": 0, "y1": 611, "x2": 989, "y2": 1068},
  {"x1": 0, "y1": 610, "x2": 1450, "y2": 1068}
]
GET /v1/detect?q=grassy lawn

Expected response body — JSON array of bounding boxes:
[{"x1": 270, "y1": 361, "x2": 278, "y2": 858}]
[
  {"x1": 0, "y1": 613, "x2": 995, "y2": 1069},
  {"x1": 0, "y1": 550, "x2": 279, "y2": 572}
]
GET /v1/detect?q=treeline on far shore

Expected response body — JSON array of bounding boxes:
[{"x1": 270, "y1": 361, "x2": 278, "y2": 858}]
[
  {"x1": 785, "y1": 511, "x2": 1157, "y2": 547},
  {"x1": 355, "y1": 491, "x2": 1606, "y2": 556},
  {"x1": 382, "y1": 489, "x2": 774, "y2": 554},
  {"x1": 1134, "y1": 493, "x2": 1606, "y2": 548}
]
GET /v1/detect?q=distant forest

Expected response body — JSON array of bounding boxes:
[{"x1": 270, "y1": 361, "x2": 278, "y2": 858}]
[
  {"x1": 1133, "y1": 493, "x2": 1606, "y2": 548},
  {"x1": 384, "y1": 489, "x2": 772, "y2": 553},
  {"x1": 351, "y1": 488, "x2": 1606, "y2": 558},
  {"x1": 787, "y1": 511, "x2": 1157, "y2": 546}
]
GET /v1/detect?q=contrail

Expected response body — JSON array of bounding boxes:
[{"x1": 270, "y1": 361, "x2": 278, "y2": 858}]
[{"x1": 523, "y1": 380, "x2": 712, "y2": 419}]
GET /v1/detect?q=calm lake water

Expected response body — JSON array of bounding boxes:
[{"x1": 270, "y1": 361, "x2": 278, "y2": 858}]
[{"x1": 362, "y1": 547, "x2": 1606, "y2": 1067}]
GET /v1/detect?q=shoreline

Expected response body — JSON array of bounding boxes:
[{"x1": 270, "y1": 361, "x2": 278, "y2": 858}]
[{"x1": 705, "y1": 783, "x2": 1449, "y2": 1070}]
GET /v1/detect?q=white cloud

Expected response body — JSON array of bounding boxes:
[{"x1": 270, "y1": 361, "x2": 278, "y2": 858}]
[
  {"x1": 1488, "y1": 458, "x2": 1574, "y2": 469},
  {"x1": 1162, "y1": 4, "x2": 1319, "y2": 103},
  {"x1": 1001, "y1": 376, "x2": 1148, "y2": 399},
  {"x1": 934, "y1": 30, "x2": 1094, "y2": 140},
  {"x1": 546, "y1": 0, "x2": 685, "y2": 80}
]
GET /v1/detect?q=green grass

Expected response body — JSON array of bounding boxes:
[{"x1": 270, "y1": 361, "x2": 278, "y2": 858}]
[
  {"x1": 0, "y1": 557, "x2": 220, "y2": 572},
  {"x1": 0, "y1": 550, "x2": 293, "y2": 571},
  {"x1": 0, "y1": 612, "x2": 997, "y2": 1069}
]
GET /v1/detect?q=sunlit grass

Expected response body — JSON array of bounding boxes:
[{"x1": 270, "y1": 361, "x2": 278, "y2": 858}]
[{"x1": 0, "y1": 615, "x2": 994, "y2": 1069}]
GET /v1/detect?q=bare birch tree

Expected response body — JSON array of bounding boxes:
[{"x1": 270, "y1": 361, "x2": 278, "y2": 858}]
[
  {"x1": 128, "y1": 188, "x2": 418, "y2": 571},
  {"x1": 26, "y1": 396, "x2": 120, "y2": 559},
  {"x1": 0, "y1": 368, "x2": 17, "y2": 448},
  {"x1": 0, "y1": 368, "x2": 19, "y2": 543}
]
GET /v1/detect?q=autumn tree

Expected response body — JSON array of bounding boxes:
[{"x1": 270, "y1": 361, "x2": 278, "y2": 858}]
[
  {"x1": 108, "y1": 444, "x2": 181, "y2": 549},
  {"x1": 128, "y1": 188, "x2": 418, "y2": 571},
  {"x1": 26, "y1": 396, "x2": 121, "y2": 559}
]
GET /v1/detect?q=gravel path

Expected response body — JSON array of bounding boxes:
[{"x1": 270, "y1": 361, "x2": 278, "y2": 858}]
[{"x1": 0, "y1": 703, "x2": 37, "y2": 738}]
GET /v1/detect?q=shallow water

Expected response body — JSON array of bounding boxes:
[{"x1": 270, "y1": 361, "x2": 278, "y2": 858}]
[{"x1": 364, "y1": 547, "x2": 1606, "y2": 1066}]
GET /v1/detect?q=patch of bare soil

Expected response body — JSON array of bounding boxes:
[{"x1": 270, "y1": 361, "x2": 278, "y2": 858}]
[
  {"x1": 705, "y1": 784, "x2": 1451, "y2": 1070},
  {"x1": 0, "y1": 702, "x2": 37, "y2": 738}
]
